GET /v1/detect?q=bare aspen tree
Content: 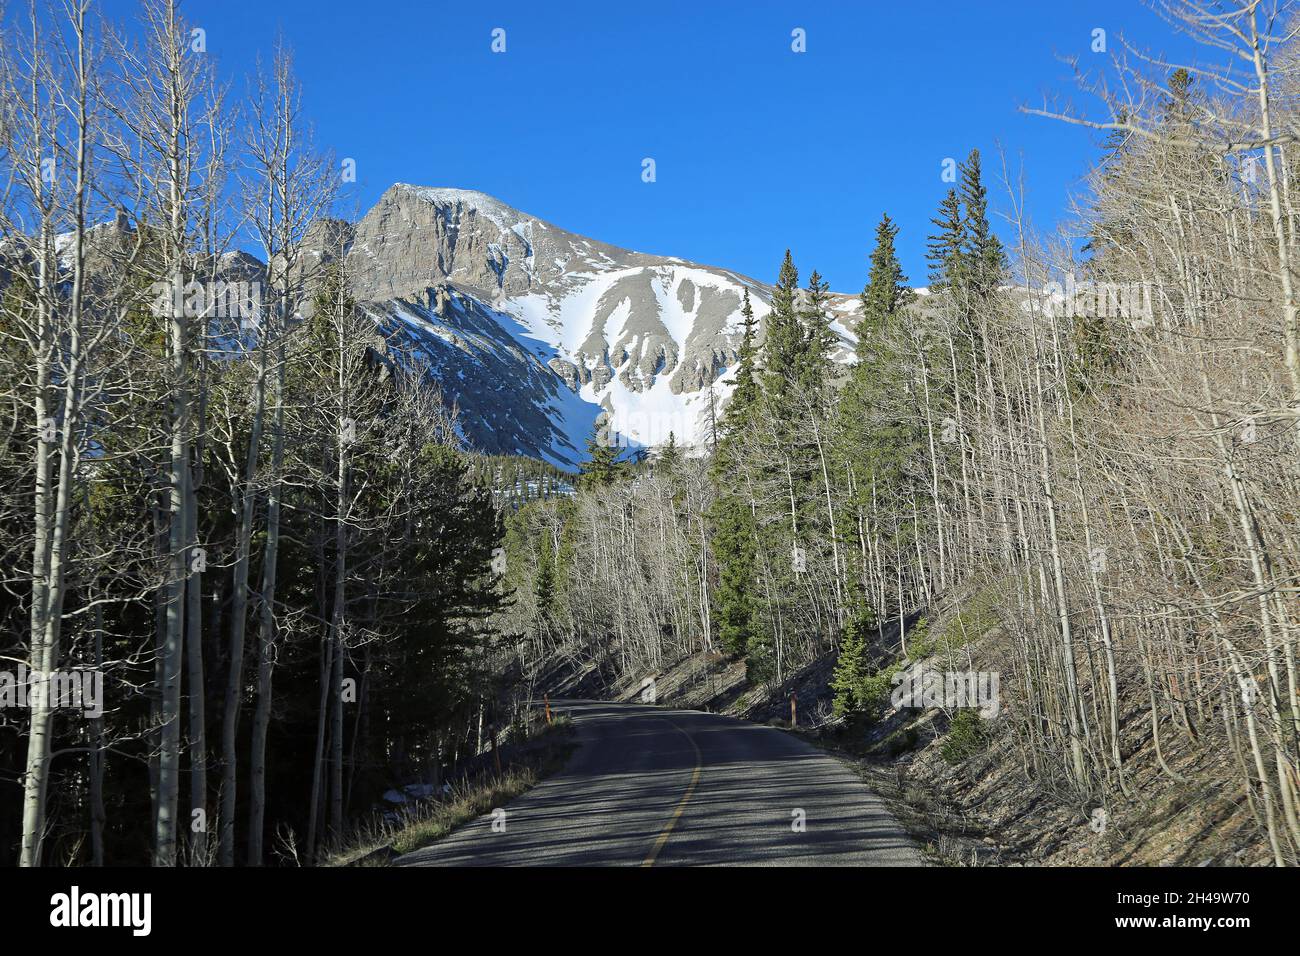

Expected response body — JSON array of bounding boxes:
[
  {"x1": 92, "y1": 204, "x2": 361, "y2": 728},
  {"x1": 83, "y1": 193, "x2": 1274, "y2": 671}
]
[
  {"x1": 111, "y1": 0, "x2": 218, "y2": 865},
  {"x1": 241, "y1": 43, "x2": 334, "y2": 867},
  {"x1": 6, "y1": 0, "x2": 107, "y2": 867}
]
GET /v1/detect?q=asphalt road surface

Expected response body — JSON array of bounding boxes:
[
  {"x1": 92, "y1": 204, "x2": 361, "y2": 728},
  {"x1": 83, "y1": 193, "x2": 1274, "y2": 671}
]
[{"x1": 396, "y1": 700, "x2": 923, "y2": 867}]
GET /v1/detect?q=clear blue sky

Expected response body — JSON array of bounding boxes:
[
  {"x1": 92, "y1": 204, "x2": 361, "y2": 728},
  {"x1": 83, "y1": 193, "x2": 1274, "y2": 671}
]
[{"x1": 100, "y1": 0, "x2": 1197, "y2": 292}]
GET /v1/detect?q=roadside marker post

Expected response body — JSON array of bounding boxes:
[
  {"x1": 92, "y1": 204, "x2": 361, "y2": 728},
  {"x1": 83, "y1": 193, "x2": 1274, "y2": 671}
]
[
  {"x1": 545, "y1": 695, "x2": 551, "y2": 724},
  {"x1": 791, "y1": 693, "x2": 797, "y2": 728}
]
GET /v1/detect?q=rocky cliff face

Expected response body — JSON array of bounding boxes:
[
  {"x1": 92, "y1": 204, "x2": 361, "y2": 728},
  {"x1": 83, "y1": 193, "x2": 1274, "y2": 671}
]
[
  {"x1": 345, "y1": 185, "x2": 654, "y2": 302},
  {"x1": 315, "y1": 184, "x2": 862, "y2": 466}
]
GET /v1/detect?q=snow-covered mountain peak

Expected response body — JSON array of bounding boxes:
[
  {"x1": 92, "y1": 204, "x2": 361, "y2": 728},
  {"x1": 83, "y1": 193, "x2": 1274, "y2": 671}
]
[
  {"x1": 394, "y1": 184, "x2": 544, "y2": 235},
  {"x1": 321, "y1": 185, "x2": 864, "y2": 466}
]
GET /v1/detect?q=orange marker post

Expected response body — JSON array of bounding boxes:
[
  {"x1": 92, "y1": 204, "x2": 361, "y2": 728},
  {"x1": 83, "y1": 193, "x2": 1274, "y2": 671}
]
[
  {"x1": 545, "y1": 695, "x2": 552, "y2": 724},
  {"x1": 791, "y1": 693, "x2": 797, "y2": 728}
]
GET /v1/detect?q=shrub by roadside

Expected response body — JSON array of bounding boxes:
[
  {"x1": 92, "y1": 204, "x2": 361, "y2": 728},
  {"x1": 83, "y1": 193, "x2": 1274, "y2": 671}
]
[{"x1": 327, "y1": 715, "x2": 576, "y2": 866}]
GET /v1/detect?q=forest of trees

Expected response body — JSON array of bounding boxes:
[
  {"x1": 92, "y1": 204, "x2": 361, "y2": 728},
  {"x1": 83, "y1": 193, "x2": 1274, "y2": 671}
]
[
  {"x1": 5, "y1": 0, "x2": 1300, "y2": 870},
  {"x1": 499, "y1": 4, "x2": 1300, "y2": 866},
  {"x1": 0, "y1": 1, "x2": 509, "y2": 866}
]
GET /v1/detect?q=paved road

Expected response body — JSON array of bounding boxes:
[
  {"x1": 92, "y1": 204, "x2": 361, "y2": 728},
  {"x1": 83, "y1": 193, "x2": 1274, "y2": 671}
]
[{"x1": 397, "y1": 700, "x2": 923, "y2": 867}]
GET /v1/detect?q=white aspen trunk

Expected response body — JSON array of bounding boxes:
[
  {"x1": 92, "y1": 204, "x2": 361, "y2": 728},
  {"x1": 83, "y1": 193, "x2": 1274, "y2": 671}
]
[
  {"x1": 809, "y1": 415, "x2": 844, "y2": 626},
  {"x1": 1066, "y1": 402, "x2": 1125, "y2": 789},
  {"x1": 19, "y1": 149, "x2": 55, "y2": 871},
  {"x1": 21, "y1": 10, "x2": 90, "y2": 864},
  {"x1": 246, "y1": 307, "x2": 288, "y2": 864},
  {"x1": 217, "y1": 330, "x2": 268, "y2": 864},
  {"x1": 328, "y1": 357, "x2": 349, "y2": 841},
  {"x1": 184, "y1": 459, "x2": 206, "y2": 850},
  {"x1": 305, "y1": 630, "x2": 333, "y2": 863},
  {"x1": 1248, "y1": 12, "x2": 1300, "y2": 443},
  {"x1": 90, "y1": 597, "x2": 107, "y2": 866},
  {"x1": 154, "y1": 0, "x2": 196, "y2": 868},
  {"x1": 917, "y1": 344, "x2": 947, "y2": 588}
]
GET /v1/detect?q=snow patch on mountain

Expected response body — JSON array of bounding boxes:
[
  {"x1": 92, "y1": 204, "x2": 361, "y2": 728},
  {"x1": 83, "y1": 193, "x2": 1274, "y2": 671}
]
[{"x1": 328, "y1": 184, "x2": 866, "y2": 466}]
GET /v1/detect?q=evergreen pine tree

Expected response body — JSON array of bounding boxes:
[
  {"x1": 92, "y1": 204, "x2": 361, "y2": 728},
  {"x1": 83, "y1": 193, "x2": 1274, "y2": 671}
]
[
  {"x1": 712, "y1": 501, "x2": 758, "y2": 658},
  {"x1": 926, "y1": 189, "x2": 967, "y2": 292},
  {"x1": 726, "y1": 288, "x2": 761, "y2": 419},
  {"x1": 578, "y1": 421, "x2": 626, "y2": 488},
  {"x1": 760, "y1": 250, "x2": 804, "y2": 401},
  {"x1": 658, "y1": 430, "x2": 682, "y2": 471},
  {"x1": 798, "y1": 269, "x2": 838, "y2": 396},
  {"x1": 958, "y1": 149, "x2": 1007, "y2": 298},
  {"x1": 830, "y1": 605, "x2": 873, "y2": 717},
  {"x1": 709, "y1": 290, "x2": 763, "y2": 660},
  {"x1": 834, "y1": 214, "x2": 921, "y2": 613},
  {"x1": 1161, "y1": 67, "x2": 1196, "y2": 126},
  {"x1": 860, "y1": 214, "x2": 915, "y2": 330},
  {"x1": 753, "y1": 250, "x2": 836, "y2": 683},
  {"x1": 534, "y1": 543, "x2": 556, "y2": 621}
]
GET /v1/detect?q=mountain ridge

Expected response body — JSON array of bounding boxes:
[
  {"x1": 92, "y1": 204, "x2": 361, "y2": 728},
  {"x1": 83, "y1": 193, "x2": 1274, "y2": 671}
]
[{"x1": 310, "y1": 184, "x2": 865, "y2": 467}]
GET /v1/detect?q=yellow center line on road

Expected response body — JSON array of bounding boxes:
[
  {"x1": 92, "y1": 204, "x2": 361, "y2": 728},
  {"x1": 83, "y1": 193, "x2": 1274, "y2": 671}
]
[{"x1": 641, "y1": 717, "x2": 703, "y2": 867}]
